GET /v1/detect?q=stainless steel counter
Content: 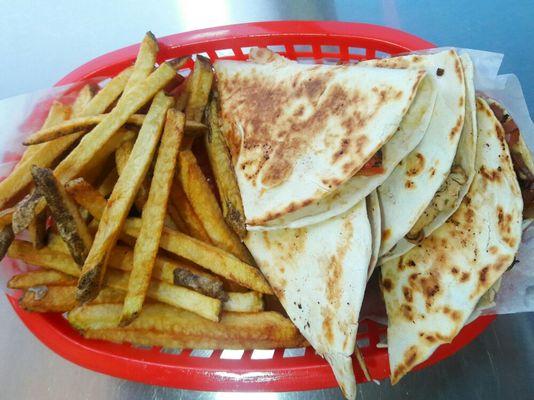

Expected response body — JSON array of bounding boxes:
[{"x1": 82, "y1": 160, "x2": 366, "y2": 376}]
[{"x1": 1, "y1": 1, "x2": 533, "y2": 398}]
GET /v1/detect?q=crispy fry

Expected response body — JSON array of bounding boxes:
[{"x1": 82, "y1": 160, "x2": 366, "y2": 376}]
[
  {"x1": 185, "y1": 55, "x2": 214, "y2": 122},
  {"x1": 106, "y1": 269, "x2": 221, "y2": 322},
  {"x1": 121, "y1": 109, "x2": 184, "y2": 324},
  {"x1": 72, "y1": 84, "x2": 96, "y2": 116},
  {"x1": 31, "y1": 166, "x2": 92, "y2": 265},
  {"x1": 19, "y1": 286, "x2": 124, "y2": 313},
  {"x1": 28, "y1": 206, "x2": 48, "y2": 249},
  {"x1": 205, "y1": 98, "x2": 246, "y2": 238},
  {"x1": 77, "y1": 92, "x2": 174, "y2": 302},
  {"x1": 66, "y1": 180, "x2": 271, "y2": 293},
  {"x1": 178, "y1": 150, "x2": 253, "y2": 263},
  {"x1": 166, "y1": 203, "x2": 188, "y2": 232},
  {"x1": 223, "y1": 291, "x2": 264, "y2": 312},
  {"x1": 8, "y1": 270, "x2": 77, "y2": 289},
  {"x1": 0, "y1": 208, "x2": 14, "y2": 228},
  {"x1": 169, "y1": 177, "x2": 211, "y2": 242},
  {"x1": 18, "y1": 101, "x2": 72, "y2": 166},
  {"x1": 0, "y1": 67, "x2": 134, "y2": 210},
  {"x1": 97, "y1": 166, "x2": 118, "y2": 197},
  {"x1": 68, "y1": 303, "x2": 306, "y2": 349},
  {"x1": 54, "y1": 63, "x2": 176, "y2": 185},
  {"x1": 173, "y1": 264, "x2": 226, "y2": 300},
  {"x1": 118, "y1": 32, "x2": 158, "y2": 101},
  {"x1": 12, "y1": 191, "x2": 43, "y2": 234},
  {"x1": 0, "y1": 224, "x2": 15, "y2": 260},
  {"x1": 114, "y1": 138, "x2": 149, "y2": 211}
]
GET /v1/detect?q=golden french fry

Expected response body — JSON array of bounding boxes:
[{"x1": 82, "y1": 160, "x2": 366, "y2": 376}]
[
  {"x1": 97, "y1": 166, "x2": 119, "y2": 197},
  {"x1": 118, "y1": 32, "x2": 158, "y2": 101},
  {"x1": 77, "y1": 92, "x2": 174, "y2": 302},
  {"x1": 0, "y1": 224, "x2": 15, "y2": 260},
  {"x1": 68, "y1": 303, "x2": 306, "y2": 349},
  {"x1": 12, "y1": 191, "x2": 43, "y2": 234},
  {"x1": 19, "y1": 286, "x2": 125, "y2": 313},
  {"x1": 66, "y1": 179, "x2": 271, "y2": 293},
  {"x1": 72, "y1": 84, "x2": 97, "y2": 116},
  {"x1": 31, "y1": 166, "x2": 92, "y2": 265},
  {"x1": 54, "y1": 63, "x2": 176, "y2": 185},
  {"x1": 166, "y1": 203, "x2": 188, "y2": 232},
  {"x1": 169, "y1": 177, "x2": 211, "y2": 242},
  {"x1": 18, "y1": 101, "x2": 72, "y2": 166},
  {"x1": 185, "y1": 55, "x2": 213, "y2": 122},
  {"x1": 178, "y1": 150, "x2": 252, "y2": 263},
  {"x1": 114, "y1": 138, "x2": 149, "y2": 211},
  {"x1": 121, "y1": 109, "x2": 184, "y2": 324},
  {"x1": 28, "y1": 206, "x2": 48, "y2": 249},
  {"x1": 205, "y1": 98, "x2": 246, "y2": 238},
  {"x1": 8, "y1": 269, "x2": 77, "y2": 289},
  {"x1": 0, "y1": 67, "x2": 134, "y2": 210},
  {"x1": 106, "y1": 269, "x2": 221, "y2": 322},
  {"x1": 223, "y1": 291, "x2": 263, "y2": 312}
]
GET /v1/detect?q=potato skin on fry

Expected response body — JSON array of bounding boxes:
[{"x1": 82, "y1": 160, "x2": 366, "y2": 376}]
[
  {"x1": 31, "y1": 166, "x2": 92, "y2": 266},
  {"x1": 12, "y1": 191, "x2": 43, "y2": 234},
  {"x1": 8, "y1": 269, "x2": 77, "y2": 289},
  {"x1": 0, "y1": 224, "x2": 15, "y2": 261}
]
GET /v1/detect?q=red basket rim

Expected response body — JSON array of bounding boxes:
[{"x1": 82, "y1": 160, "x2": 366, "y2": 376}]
[{"x1": 5, "y1": 20, "x2": 495, "y2": 393}]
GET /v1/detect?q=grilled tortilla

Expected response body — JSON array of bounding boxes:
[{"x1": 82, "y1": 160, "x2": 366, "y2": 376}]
[
  {"x1": 380, "y1": 97, "x2": 522, "y2": 384},
  {"x1": 386, "y1": 52, "x2": 478, "y2": 259},
  {"x1": 245, "y1": 200, "x2": 372, "y2": 399},
  {"x1": 370, "y1": 50, "x2": 466, "y2": 260},
  {"x1": 214, "y1": 49, "x2": 426, "y2": 227}
]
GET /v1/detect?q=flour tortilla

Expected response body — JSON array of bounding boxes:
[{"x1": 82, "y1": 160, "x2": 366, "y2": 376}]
[
  {"x1": 372, "y1": 50, "x2": 466, "y2": 258},
  {"x1": 366, "y1": 191, "x2": 381, "y2": 279},
  {"x1": 383, "y1": 53, "x2": 478, "y2": 260},
  {"x1": 251, "y1": 74, "x2": 437, "y2": 231},
  {"x1": 214, "y1": 51, "x2": 426, "y2": 227},
  {"x1": 245, "y1": 200, "x2": 372, "y2": 399},
  {"x1": 380, "y1": 97, "x2": 522, "y2": 384}
]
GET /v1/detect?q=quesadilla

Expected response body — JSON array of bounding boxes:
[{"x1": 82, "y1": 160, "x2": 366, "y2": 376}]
[
  {"x1": 214, "y1": 50, "x2": 427, "y2": 227},
  {"x1": 367, "y1": 50, "x2": 466, "y2": 260},
  {"x1": 380, "y1": 97, "x2": 522, "y2": 384},
  {"x1": 245, "y1": 200, "x2": 372, "y2": 399},
  {"x1": 366, "y1": 191, "x2": 381, "y2": 279},
  {"x1": 384, "y1": 53, "x2": 478, "y2": 259}
]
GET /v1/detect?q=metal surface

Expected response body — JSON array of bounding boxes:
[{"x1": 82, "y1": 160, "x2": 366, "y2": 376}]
[{"x1": 1, "y1": 1, "x2": 533, "y2": 399}]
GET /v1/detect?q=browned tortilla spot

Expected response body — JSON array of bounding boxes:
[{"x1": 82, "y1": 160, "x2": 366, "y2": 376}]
[{"x1": 382, "y1": 278, "x2": 393, "y2": 292}]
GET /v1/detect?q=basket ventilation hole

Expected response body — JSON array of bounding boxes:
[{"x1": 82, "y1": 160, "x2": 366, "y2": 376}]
[
  {"x1": 376, "y1": 51, "x2": 391, "y2": 59},
  {"x1": 283, "y1": 347, "x2": 306, "y2": 358},
  {"x1": 251, "y1": 349, "x2": 275, "y2": 360},
  {"x1": 215, "y1": 48, "x2": 235, "y2": 58},
  {"x1": 197, "y1": 52, "x2": 210, "y2": 59},
  {"x1": 190, "y1": 349, "x2": 214, "y2": 358},
  {"x1": 322, "y1": 58, "x2": 340, "y2": 65},
  {"x1": 357, "y1": 337, "x2": 370, "y2": 348},
  {"x1": 220, "y1": 349, "x2": 245, "y2": 360},
  {"x1": 267, "y1": 45, "x2": 286, "y2": 53},
  {"x1": 294, "y1": 44, "x2": 312, "y2": 53},
  {"x1": 296, "y1": 57, "x2": 315, "y2": 65},
  {"x1": 348, "y1": 47, "x2": 366, "y2": 56},
  {"x1": 178, "y1": 68, "x2": 191, "y2": 78},
  {"x1": 240, "y1": 46, "x2": 255, "y2": 55},
  {"x1": 321, "y1": 45, "x2": 340, "y2": 54},
  {"x1": 131, "y1": 343, "x2": 152, "y2": 351},
  {"x1": 160, "y1": 347, "x2": 182, "y2": 355}
]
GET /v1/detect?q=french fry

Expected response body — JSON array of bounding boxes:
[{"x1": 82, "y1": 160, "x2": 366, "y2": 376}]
[
  {"x1": 185, "y1": 55, "x2": 214, "y2": 122},
  {"x1": 54, "y1": 63, "x2": 176, "y2": 185},
  {"x1": 8, "y1": 270, "x2": 77, "y2": 289},
  {"x1": 118, "y1": 32, "x2": 158, "y2": 101},
  {"x1": 0, "y1": 224, "x2": 15, "y2": 260},
  {"x1": 12, "y1": 191, "x2": 43, "y2": 234},
  {"x1": 18, "y1": 101, "x2": 72, "y2": 166},
  {"x1": 106, "y1": 269, "x2": 221, "y2": 322},
  {"x1": 114, "y1": 138, "x2": 149, "y2": 211},
  {"x1": 77, "y1": 92, "x2": 174, "y2": 302},
  {"x1": 28, "y1": 206, "x2": 48, "y2": 249},
  {"x1": 169, "y1": 177, "x2": 211, "y2": 242},
  {"x1": 72, "y1": 84, "x2": 96, "y2": 116},
  {"x1": 31, "y1": 166, "x2": 92, "y2": 265},
  {"x1": 173, "y1": 263, "x2": 226, "y2": 300},
  {"x1": 121, "y1": 109, "x2": 184, "y2": 324},
  {"x1": 223, "y1": 291, "x2": 263, "y2": 312},
  {"x1": 205, "y1": 98, "x2": 247, "y2": 238},
  {"x1": 68, "y1": 303, "x2": 306, "y2": 349},
  {"x1": 97, "y1": 167, "x2": 119, "y2": 197},
  {"x1": 66, "y1": 179, "x2": 271, "y2": 294},
  {"x1": 0, "y1": 67, "x2": 134, "y2": 210},
  {"x1": 178, "y1": 150, "x2": 253, "y2": 263},
  {"x1": 19, "y1": 286, "x2": 125, "y2": 313},
  {"x1": 166, "y1": 203, "x2": 188, "y2": 232}
]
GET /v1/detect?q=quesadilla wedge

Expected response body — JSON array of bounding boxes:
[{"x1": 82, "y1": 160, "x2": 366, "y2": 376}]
[
  {"x1": 366, "y1": 191, "x2": 381, "y2": 279},
  {"x1": 385, "y1": 52, "x2": 478, "y2": 259},
  {"x1": 380, "y1": 97, "x2": 522, "y2": 384},
  {"x1": 245, "y1": 200, "x2": 372, "y2": 399},
  {"x1": 214, "y1": 50, "x2": 427, "y2": 228},
  {"x1": 366, "y1": 50, "x2": 466, "y2": 260}
]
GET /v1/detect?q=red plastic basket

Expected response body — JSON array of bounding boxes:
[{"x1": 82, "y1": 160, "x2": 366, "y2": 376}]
[{"x1": 4, "y1": 21, "x2": 496, "y2": 392}]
